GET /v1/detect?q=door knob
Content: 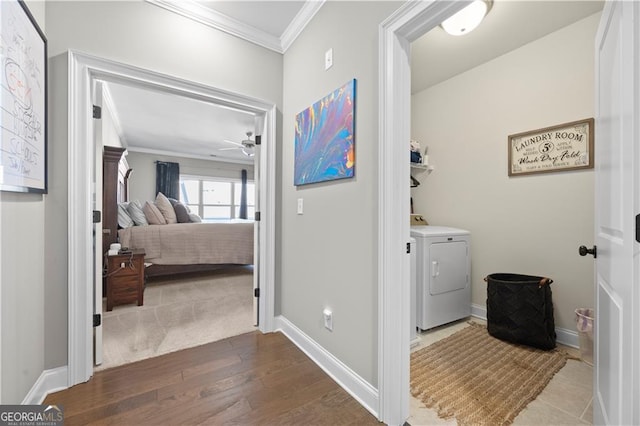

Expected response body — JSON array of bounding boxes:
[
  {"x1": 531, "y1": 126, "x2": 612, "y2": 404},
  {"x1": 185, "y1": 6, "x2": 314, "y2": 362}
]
[{"x1": 579, "y1": 245, "x2": 597, "y2": 258}]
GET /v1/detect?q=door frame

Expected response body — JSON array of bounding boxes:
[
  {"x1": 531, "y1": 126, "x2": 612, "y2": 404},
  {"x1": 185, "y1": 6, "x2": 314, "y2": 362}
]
[
  {"x1": 377, "y1": 1, "x2": 480, "y2": 423},
  {"x1": 67, "y1": 50, "x2": 277, "y2": 386},
  {"x1": 91, "y1": 80, "x2": 105, "y2": 366}
]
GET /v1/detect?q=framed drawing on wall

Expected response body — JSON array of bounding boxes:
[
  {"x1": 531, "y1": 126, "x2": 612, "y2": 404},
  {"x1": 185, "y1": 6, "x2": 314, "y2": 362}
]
[
  {"x1": 0, "y1": 0, "x2": 48, "y2": 193},
  {"x1": 508, "y1": 118, "x2": 594, "y2": 177}
]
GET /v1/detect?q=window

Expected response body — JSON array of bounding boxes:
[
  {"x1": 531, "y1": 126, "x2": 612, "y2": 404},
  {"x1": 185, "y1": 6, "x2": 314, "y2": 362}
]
[{"x1": 179, "y1": 177, "x2": 255, "y2": 221}]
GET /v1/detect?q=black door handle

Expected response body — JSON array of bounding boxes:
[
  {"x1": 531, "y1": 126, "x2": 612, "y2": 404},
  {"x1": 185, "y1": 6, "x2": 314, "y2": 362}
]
[{"x1": 579, "y1": 245, "x2": 597, "y2": 258}]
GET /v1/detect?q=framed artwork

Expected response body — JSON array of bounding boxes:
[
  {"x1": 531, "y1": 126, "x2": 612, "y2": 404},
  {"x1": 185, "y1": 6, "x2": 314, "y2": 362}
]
[
  {"x1": 508, "y1": 118, "x2": 594, "y2": 177},
  {"x1": 294, "y1": 79, "x2": 355, "y2": 186},
  {"x1": 0, "y1": 0, "x2": 48, "y2": 193}
]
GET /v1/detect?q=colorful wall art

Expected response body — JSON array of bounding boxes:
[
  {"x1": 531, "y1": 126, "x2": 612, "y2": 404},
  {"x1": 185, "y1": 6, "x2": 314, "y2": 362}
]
[{"x1": 294, "y1": 79, "x2": 355, "y2": 186}]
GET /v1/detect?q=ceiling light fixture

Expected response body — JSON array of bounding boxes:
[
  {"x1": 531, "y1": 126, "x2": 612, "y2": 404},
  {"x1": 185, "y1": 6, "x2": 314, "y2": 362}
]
[{"x1": 441, "y1": 0, "x2": 493, "y2": 36}]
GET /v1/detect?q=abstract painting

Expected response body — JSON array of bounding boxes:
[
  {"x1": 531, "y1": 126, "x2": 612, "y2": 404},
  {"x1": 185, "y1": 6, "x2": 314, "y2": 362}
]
[{"x1": 294, "y1": 79, "x2": 355, "y2": 186}]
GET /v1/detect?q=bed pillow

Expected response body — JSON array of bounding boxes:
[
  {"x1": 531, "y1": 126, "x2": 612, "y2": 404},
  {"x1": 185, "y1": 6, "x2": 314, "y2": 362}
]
[
  {"x1": 143, "y1": 201, "x2": 167, "y2": 225},
  {"x1": 188, "y1": 212, "x2": 202, "y2": 223},
  {"x1": 155, "y1": 192, "x2": 177, "y2": 224},
  {"x1": 117, "y1": 202, "x2": 134, "y2": 228},
  {"x1": 173, "y1": 202, "x2": 191, "y2": 223},
  {"x1": 127, "y1": 200, "x2": 148, "y2": 226}
]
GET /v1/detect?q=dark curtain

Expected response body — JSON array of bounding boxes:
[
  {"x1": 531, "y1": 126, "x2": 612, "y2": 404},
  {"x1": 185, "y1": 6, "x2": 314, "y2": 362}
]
[
  {"x1": 156, "y1": 161, "x2": 180, "y2": 199},
  {"x1": 239, "y1": 169, "x2": 248, "y2": 219}
]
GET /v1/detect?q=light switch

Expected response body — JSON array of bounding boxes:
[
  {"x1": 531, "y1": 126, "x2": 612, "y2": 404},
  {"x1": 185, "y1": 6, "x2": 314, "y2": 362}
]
[
  {"x1": 297, "y1": 198, "x2": 304, "y2": 215},
  {"x1": 325, "y1": 48, "x2": 333, "y2": 70},
  {"x1": 323, "y1": 309, "x2": 333, "y2": 331}
]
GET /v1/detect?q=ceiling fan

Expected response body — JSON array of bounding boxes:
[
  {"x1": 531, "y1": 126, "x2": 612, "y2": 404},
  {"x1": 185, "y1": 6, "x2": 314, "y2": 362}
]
[{"x1": 219, "y1": 131, "x2": 255, "y2": 157}]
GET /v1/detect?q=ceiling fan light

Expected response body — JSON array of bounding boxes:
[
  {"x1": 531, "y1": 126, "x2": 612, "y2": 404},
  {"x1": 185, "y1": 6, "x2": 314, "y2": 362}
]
[
  {"x1": 242, "y1": 147, "x2": 255, "y2": 157},
  {"x1": 441, "y1": 0, "x2": 492, "y2": 36}
]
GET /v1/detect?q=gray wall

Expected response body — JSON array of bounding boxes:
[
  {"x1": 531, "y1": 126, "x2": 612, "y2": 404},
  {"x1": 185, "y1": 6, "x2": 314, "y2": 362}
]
[
  {"x1": 280, "y1": 1, "x2": 399, "y2": 387},
  {"x1": 411, "y1": 13, "x2": 599, "y2": 330},
  {"x1": 1, "y1": 191, "x2": 45, "y2": 403},
  {"x1": 125, "y1": 151, "x2": 254, "y2": 203},
  {"x1": 0, "y1": 0, "x2": 46, "y2": 404},
  {"x1": 4, "y1": 0, "x2": 285, "y2": 403}
]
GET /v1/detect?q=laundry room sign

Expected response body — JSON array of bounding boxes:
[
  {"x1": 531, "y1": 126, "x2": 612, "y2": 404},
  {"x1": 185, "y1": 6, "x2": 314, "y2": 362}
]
[{"x1": 508, "y1": 118, "x2": 594, "y2": 176}]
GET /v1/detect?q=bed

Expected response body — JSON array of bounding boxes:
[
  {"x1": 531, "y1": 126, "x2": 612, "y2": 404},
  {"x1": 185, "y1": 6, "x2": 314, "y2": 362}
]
[
  {"x1": 103, "y1": 148, "x2": 254, "y2": 279},
  {"x1": 118, "y1": 221, "x2": 254, "y2": 266}
]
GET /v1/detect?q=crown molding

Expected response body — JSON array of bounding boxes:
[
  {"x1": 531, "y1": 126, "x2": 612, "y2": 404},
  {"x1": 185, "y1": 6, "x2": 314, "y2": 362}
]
[
  {"x1": 146, "y1": 0, "x2": 323, "y2": 54},
  {"x1": 280, "y1": 0, "x2": 326, "y2": 52},
  {"x1": 126, "y1": 146, "x2": 254, "y2": 166}
]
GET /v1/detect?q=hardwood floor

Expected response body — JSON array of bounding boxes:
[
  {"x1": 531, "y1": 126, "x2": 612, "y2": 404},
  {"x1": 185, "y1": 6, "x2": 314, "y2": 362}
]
[{"x1": 45, "y1": 331, "x2": 379, "y2": 425}]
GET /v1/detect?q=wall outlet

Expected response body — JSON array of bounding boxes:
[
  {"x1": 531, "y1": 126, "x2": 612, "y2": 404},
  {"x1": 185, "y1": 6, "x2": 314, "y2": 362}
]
[
  {"x1": 325, "y1": 48, "x2": 333, "y2": 70},
  {"x1": 323, "y1": 308, "x2": 333, "y2": 331},
  {"x1": 297, "y1": 198, "x2": 304, "y2": 215}
]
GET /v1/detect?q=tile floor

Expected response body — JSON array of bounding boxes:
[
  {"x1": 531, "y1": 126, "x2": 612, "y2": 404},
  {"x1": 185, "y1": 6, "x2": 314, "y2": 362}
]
[{"x1": 408, "y1": 319, "x2": 593, "y2": 425}]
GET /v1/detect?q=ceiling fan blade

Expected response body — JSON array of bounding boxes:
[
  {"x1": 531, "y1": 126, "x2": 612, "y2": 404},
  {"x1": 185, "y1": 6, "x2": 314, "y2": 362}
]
[{"x1": 219, "y1": 147, "x2": 240, "y2": 151}]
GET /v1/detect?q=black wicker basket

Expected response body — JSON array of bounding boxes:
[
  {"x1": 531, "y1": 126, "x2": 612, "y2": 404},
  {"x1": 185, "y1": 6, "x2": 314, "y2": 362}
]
[{"x1": 485, "y1": 273, "x2": 556, "y2": 350}]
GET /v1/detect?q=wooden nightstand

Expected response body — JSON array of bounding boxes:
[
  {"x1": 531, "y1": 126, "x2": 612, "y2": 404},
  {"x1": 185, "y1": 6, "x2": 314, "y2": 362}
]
[{"x1": 106, "y1": 248, "x2": 146, "y2": 311}]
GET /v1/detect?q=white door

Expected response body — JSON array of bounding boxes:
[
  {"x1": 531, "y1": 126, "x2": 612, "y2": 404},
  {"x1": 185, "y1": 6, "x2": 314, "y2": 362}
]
[
  {"x1": 92, "y1": 81, "x2": 104, "y2": 366},
  {"x1": 592, "y1": 2, "x2": 639, "y2": 424}
]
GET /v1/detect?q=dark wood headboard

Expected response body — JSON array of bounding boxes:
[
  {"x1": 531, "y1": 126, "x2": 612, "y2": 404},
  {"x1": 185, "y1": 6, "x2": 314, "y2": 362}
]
[{"x1": 103, "y1": 146, "x2": 126, "y2": 255}]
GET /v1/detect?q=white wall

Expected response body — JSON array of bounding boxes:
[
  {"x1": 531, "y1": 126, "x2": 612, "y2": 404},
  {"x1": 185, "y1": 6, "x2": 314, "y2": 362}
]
[
  {"x1": 281, "y1": 1, "x2": 399, "y2": 387},
  {"x1": 411, "y1": 13, "x2": 600, "y2": 331},
  {"x1": 125, "y1": 151, "x2": 254, "y2": 203},
  {"x1": 38, "y1": 0, "x2": 283, "y2": 386},
  {"x1": 102, "y1": 99, "x2": 124, "y2": 149},
  {"x1": 0, "y1": 0, "x2": 46, "y2": 404}
]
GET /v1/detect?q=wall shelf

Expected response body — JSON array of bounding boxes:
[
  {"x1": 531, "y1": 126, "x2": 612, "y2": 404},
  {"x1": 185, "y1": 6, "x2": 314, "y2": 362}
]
[{"x1": 410, "y1": 163, "x2": 434, "y2": 172}]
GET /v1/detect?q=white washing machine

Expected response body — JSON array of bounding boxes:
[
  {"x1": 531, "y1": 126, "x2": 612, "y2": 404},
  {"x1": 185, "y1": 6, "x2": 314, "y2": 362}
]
[{"x1": 411, "y1": 226, "x2": 471, "y2": 330}]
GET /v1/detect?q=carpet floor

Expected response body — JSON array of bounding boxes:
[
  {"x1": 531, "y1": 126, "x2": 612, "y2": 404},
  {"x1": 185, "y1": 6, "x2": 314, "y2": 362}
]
[
  {"x1": 98, "y1": 266, "x2": 256, "y2": 371},
  {"x1": 411, "y1": 321, "x2": 570, "y2": 426}
]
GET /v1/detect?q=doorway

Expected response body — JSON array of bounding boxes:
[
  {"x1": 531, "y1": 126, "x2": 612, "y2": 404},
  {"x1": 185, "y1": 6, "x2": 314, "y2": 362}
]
[
  {"x1": 93, "y1": 78, "x2": 262, "y2": 369},
  {"x1": 378, "y1": 2, "x2": 638, "y2": 425},
  {"x1": 67, "y1": 51, "x2": 277, "y2": 386},
  {"x1": 406, "y1": 5, "x2": 599, "y2": 423}
]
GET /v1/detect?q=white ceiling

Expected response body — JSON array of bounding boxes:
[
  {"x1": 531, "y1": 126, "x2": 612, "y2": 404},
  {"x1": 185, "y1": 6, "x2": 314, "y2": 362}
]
[
  {"x1": 199, "y1": 1, "x2": 307, "y2": 38},
  {"x1": 104, "y1": 81, "x2": 257, "y2": 163},
  {"x1": 411, "y1": 0, "x2": 604, "y2": 93},
  {"x1": 110, "y1": 1, "x2": 604, "y2": 164}
]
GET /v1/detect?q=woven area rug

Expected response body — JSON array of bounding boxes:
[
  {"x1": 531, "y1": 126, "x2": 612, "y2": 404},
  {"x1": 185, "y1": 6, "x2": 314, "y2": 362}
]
[{"x1": 411, "y1": 322, "x2": 570, "y2": 426}]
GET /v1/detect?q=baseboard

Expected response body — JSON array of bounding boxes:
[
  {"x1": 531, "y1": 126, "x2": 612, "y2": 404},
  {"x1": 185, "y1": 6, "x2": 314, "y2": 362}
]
[
  {"x1": 471, "y1": 303, "x2": 579, "y2": 349},
  {"x1": 22, "y1": 366, "x2": 68, "y2": 405},
  {"x1": 274, "y1": 315, "x2": 379, "y2": 419},
  {"x1": 555, "y1": 327, "x2": 579, "y2": 348},
  {"x1": 470, "y1": 303, "x2": 487, "y2": 321}
]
